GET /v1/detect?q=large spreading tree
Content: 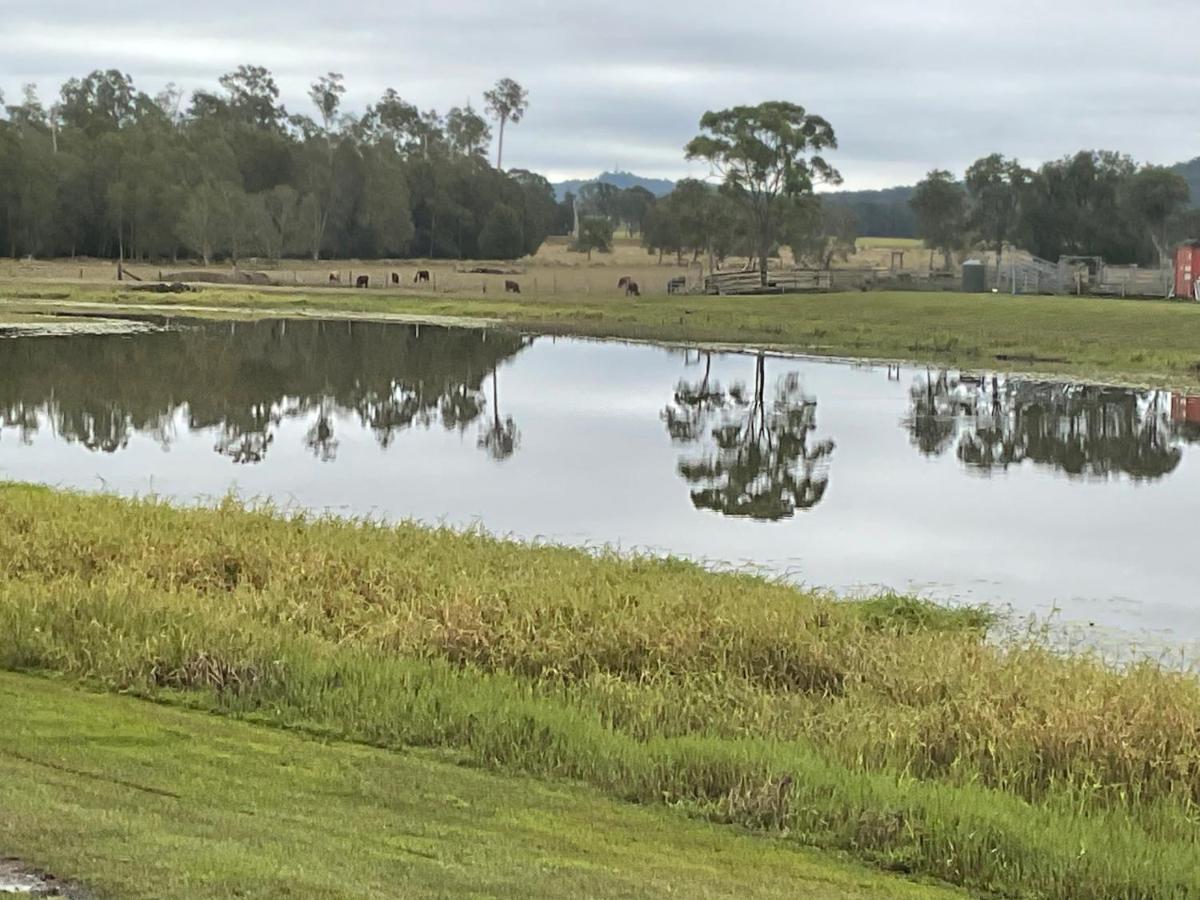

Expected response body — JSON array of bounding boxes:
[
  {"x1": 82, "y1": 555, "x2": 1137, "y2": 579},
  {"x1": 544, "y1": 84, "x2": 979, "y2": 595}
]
[
  {"x1": 964, "y1": 154, "x2": 1029, "y2": 273},
  {"x1": 1125, "y1": 165, "x2": 1190, "y2": 263},
  {"x1": 685, "y1": 102, "x2": 840, "y2": 287}
]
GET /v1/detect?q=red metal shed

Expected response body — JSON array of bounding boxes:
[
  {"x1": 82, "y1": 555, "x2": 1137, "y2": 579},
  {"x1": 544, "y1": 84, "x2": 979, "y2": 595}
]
[
  {"x1": 1172, "y1": 394, "x2": 1200, "y2": 425},
  {"x1": 1174, "y1": 241, "x2": 1200, "y2": 299}
]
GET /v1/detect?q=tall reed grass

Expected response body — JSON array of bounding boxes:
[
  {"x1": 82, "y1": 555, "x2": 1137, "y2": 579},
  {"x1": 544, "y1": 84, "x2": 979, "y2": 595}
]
[{"x1": 1, "y1": 485, "x2": 1197, "y2": 897}]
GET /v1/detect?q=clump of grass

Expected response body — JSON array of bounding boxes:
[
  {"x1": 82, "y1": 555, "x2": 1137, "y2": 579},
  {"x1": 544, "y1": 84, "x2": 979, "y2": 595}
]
[{"x1": 1, "y1": 484, "x2": 1199, "y2": 897}]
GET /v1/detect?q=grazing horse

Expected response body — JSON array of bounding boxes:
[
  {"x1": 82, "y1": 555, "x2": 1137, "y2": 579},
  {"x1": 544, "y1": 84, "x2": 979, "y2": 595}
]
[
  {"x1": 328, "y1": 272, "x2": 340, "y2": 284},
  {"x1": 625, "y1": 280, "x2": 640, "y2": 297},
  {"x1": 390, "y1": 271, "x2": 400, "y2": 285},
  {"x1": 617, "y1": 276, "x2": 632, "y2": 289},
  {"x1": 414, "y1": 269, "x2": 431, "y2": 283},
  {"x1": 504, "y1": 279, "x2": 521, "y2": 294},
  {"x1": 355, "y1": 274, "x2": 369, "y2": 289}
]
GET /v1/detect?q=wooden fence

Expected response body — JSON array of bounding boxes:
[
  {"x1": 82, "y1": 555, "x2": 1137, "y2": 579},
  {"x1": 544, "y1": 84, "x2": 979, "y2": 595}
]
[{"x1": 704, "y1": 269, "x2": 833, "y2": 295}]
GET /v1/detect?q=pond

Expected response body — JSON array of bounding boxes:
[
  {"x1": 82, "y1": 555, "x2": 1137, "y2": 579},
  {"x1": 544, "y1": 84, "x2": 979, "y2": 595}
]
[{"x1": 1, "y1": 315, "x2": 1197, "y2": 646}]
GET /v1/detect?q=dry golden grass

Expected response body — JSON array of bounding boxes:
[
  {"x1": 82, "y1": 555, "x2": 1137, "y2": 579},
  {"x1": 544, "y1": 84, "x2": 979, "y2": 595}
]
[
  {"x1": 0, "y1": 237, "x2": 699, "y2": 299},
  {"x1": 0, "y1": 234, "x2": 945, "y2": 301}
]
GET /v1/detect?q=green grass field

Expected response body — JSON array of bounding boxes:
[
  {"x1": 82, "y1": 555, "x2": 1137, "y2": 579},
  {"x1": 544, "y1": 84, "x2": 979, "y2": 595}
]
[
  {"x1": 1, "y1": 486, "x2": 1198, "y2": 898},
  {"x1": 0, "y1": 672, "x2": 958, "y2": 899},
  {"x1": 5, "y1": 279, "x2": 1200, "y2": 388}
]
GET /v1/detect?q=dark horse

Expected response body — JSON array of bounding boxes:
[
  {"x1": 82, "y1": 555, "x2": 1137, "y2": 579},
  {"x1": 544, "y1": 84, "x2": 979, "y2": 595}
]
[
  {"x1": 414, "y1": 270, "x2": 431, "y2": 283},
  {"x1": 625, "y1": 280, "x2": 640, "y2": 297},
  {"x1": 390, "y1": 272, "x2": 400, "y2": 285},
  {"x1": 355, "y1": 275, "x2": 369, "y2": 288},
  {"x1": 505, "y1": 280, "x2": 521, "y2": 294}
]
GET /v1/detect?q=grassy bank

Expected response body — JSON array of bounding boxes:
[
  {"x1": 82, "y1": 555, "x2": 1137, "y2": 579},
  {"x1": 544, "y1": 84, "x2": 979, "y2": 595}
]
[
  {"x1": 1, "y1": 486, "x2": 1198, "y2": 897},
  {"x1": 7, "y1": 278, "x2": 1200, "y2": 388},
  {"x1": 0, "y1": 673, "x2": 961, "y2": 899}
]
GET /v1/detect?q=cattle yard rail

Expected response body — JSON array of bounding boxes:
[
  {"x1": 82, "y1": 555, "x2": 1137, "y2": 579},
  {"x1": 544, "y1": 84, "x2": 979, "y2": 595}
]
[{"x1": 704, "y1": 269, "x2": 833, "y2": 295}]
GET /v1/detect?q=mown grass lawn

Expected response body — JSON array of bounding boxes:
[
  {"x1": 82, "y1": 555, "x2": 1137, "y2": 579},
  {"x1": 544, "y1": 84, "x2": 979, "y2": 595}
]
[
  {"x1": 5, "y1": 279, "x2": 1200, "y2": 388},
  {"x1": 0, "y1": 672, "x2": 958, "y2": 900}
]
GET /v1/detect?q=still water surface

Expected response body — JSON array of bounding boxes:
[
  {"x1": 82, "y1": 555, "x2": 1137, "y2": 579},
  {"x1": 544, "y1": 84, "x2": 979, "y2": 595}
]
[{"x1": 1, "y1": 316, "x2": 1197, "y2": 645}]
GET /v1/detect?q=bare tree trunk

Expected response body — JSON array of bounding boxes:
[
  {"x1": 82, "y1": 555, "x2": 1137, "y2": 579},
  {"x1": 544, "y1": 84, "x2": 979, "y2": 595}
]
[
  {"x1": 492, "y1": 368, "x2": 500, "y2": 432},
  {"x1": 495, "y1": 117, "x2": 506, "y2": 170},
  {"x1": 758, "y1": 213, "x2": 771, "y2": 287}
]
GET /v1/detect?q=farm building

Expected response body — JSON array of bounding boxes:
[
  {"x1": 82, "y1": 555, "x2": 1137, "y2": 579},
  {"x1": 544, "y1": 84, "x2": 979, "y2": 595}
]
[{"x1": 1173, "y1": 241, "x2": 1200, "y2": 300}]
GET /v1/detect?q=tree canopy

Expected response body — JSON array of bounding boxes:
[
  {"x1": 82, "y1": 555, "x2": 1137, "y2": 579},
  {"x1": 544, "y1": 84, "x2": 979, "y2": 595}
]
[
  {"x1": 686, "y1": 101, "x2": 840, "y2": 285},
  {"x1": 483, "y1": 78, "x2": 528, "y2": 171},
  {"x1": 909, "y1": 170, "x2": 966, "y2": 269},
  {"x1": 0, "y1": 68, "x2": 563, "y2": 262}
]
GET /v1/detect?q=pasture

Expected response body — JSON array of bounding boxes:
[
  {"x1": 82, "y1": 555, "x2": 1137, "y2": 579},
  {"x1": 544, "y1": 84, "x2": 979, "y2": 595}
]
[
  {"x1": 0, "y1": 485, "x2": 1197, "y2": 898},
  {"x1": 5, "y1": 269, "x2": 1200, "y2": 389},
  {"x1": 0, "y1": 235, "x2": 939, "y2": 302}
]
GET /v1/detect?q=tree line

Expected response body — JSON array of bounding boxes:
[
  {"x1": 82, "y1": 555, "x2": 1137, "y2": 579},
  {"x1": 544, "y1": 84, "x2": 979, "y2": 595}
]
[
  {"x1": 910, "y1": 152, "x2": 1194, "y2": 268},
  {"x1": 0, "y1": 68, "x2": 568, "y2": 262}
]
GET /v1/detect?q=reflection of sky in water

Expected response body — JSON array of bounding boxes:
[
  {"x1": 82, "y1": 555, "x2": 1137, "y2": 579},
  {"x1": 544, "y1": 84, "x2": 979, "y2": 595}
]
[{"x1": 1, "y1": 323, "x2": 1197, "y2": 648}]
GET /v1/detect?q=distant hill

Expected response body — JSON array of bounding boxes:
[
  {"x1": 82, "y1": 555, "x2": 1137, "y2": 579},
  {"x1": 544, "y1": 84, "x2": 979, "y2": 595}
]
[{"x1": 553, "y1": 171, "x2": 676, "y2": 201}]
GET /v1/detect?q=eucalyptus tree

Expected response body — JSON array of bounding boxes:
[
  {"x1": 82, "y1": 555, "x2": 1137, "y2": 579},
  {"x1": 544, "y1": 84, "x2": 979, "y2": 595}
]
[
  {"x1": 787, "y1": 199, "x2": 858, "y2": 269},
  {"x1": 910, "y1": 170, "x2": 966, "y2": 269},
  {"x1": 483, "y1": 77, "x2": 528, "y2": 170},
  {"x1": 685, "y1": 101, "x2": 840, "y2": 287},
  {"x1": 573, "y1": 216, "x2": 613, "y2": 259},
  {"x1": 964, "y1": 154, "x2": 1030, "y2": 273},
  {"x1": 446, "y1": 104, "x2": 491, "y2": 159},
  {"x1": 1125, "y1": 166, "x2": 1190, "y2": 263}
]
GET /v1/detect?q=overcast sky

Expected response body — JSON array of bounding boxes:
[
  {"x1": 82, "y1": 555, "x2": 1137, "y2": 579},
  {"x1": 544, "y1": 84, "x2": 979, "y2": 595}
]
[{"x1": 1, "y1": 0, "x2": 1197, "y2": 190}]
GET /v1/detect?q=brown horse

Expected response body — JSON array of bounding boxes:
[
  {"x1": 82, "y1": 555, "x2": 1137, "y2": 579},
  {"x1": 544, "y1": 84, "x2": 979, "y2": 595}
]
[
  {"x1": 328, "y1": 272, "x2": 340, "y2": 284},
  {"x1": 617, "y1": 276, "x2": 632, "y2": 289},
  {"x1": 390, "y1": 272, "x2": 400, "y2": 285},
  {"x1": 505, "y1": 280, "x2": 521, "y2": 294},
  {"x1": 355, "y1": 275, "x2": 369, "y2": 288},
  {"x1": 414, "y1": 270, "x2": 431, "y2": 283},
  {"x1": 625, "y1": 281, "x2": 640, "y2": 297}
]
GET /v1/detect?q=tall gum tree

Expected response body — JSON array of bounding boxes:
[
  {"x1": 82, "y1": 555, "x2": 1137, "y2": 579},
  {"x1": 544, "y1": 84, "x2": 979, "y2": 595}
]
[
  {"x1": 685, "y1": 102, "x2": 840, "y2": 287},
  {"x1": 483, "y1": 78, "x2": 528, "y2": 171}
]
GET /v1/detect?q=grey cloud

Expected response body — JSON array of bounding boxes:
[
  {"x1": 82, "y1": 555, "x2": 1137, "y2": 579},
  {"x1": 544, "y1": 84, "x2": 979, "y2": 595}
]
[{"x1": 2, "y1": 0, "x2": 1198, "y2": 187}]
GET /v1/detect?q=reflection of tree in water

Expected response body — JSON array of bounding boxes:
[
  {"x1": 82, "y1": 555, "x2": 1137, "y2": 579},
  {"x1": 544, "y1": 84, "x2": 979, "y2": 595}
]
[
  {"x1": 905, "y1": 370, "x2": 1182, "y2": 480},
  {"x1": 304, "y1": 404, "x2": 339, "y2": 463},
  {"x1": 0, "y1": 319, "x2": 528, "y2": 464},
  {"x1": 663, "y1": 351, "x2": 834, "y2": 521},
  {"x1": 477, "y1": 364, "x2": 519, "y2": 460}
]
